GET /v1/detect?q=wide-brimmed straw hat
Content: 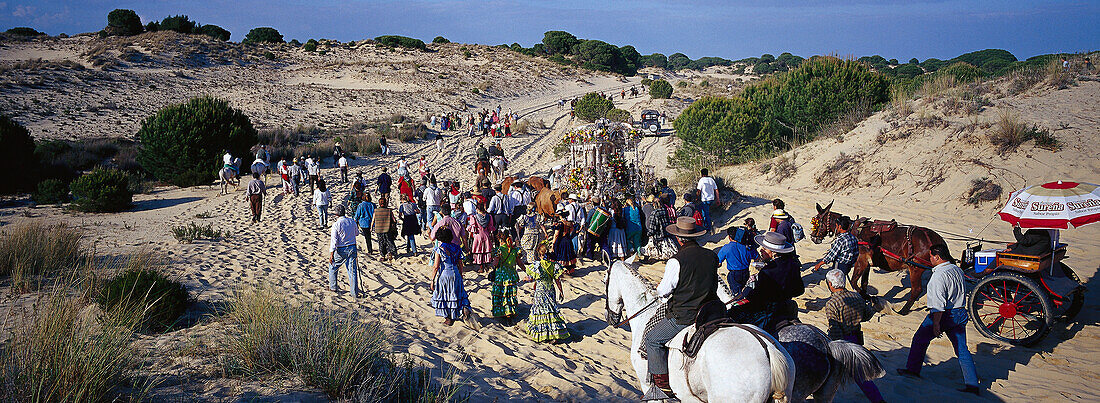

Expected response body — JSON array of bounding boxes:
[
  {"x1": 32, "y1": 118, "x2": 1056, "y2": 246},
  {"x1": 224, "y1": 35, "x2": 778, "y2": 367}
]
[
  {"x1": 772, "y1": 209, "x2": 791, "y2": 219},
  {"x1": 755, "y1": 231, "x2": 795, "y2": 254},
  {"x1": 666, "y1": 216, "x2": 706, "y2": 238}
]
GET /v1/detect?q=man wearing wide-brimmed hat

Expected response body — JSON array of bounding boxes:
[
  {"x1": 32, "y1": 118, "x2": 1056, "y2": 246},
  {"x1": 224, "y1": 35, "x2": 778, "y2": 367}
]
[
  {"x1": 727, "y1": 231, "x2": 804, "y2": 330},
  {"x1": 643, "y1": 216, "x2": 720, "y2": 399}
]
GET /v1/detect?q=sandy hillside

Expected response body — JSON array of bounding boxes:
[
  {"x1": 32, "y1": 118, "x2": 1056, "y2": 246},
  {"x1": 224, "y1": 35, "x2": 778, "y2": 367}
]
[{"x1": 2, "y1": 31, "x2": 1099, "y2": 402}]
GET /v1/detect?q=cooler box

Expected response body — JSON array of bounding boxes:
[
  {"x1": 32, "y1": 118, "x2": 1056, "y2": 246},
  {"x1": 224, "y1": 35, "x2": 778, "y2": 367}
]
[{"x1": 974, "y1": 250, "x2": 1000, "y2": 273}]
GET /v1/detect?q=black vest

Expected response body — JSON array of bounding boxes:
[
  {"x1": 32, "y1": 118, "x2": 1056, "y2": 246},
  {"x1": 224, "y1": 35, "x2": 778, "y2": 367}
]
[{"x1": 669, "y1": 241, "x2": 720, "y2": 325}]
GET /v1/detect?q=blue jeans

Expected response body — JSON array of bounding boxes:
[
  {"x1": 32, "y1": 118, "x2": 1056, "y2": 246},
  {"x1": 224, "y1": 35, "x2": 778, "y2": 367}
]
[
  {"x1": 727, "y1": 269, "x2": 749, "y2": 297},
  {"x1": 317, "y1": 205, "x2": 328, "y2": 227},
  {"x1": 405, "y1": 234, "x2": 417, "y2": 255},
  {"x1": 700, "y1": 200, "x2": 713, "y2": 230},
  {"x1": 645, "y1": 317, "x2": 689, "y2": 375},
  {"x1": 329, "y1": 244, "x2": 358, "y2": 295},
  {"x1": 423, "y1": 205, "x2": 440, "y2": 231},
  {"x1": 905, "y1": 308, "x2": 978, "y2": 387}
]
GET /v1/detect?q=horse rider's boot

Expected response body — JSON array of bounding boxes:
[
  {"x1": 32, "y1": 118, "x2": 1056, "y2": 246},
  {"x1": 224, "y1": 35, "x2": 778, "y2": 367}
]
[{"x1": 642, "y1": 373, "x2": 677, "y2": 401}]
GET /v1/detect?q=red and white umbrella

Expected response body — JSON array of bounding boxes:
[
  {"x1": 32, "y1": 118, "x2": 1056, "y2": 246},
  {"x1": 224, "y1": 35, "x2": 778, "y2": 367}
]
[{"x1": 999, "y1": 181, "x2": 1100, "y2": 229}]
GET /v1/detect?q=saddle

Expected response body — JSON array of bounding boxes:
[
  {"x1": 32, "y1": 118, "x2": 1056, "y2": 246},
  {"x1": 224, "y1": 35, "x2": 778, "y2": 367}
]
[
  {"x1": 682, "y1": 301, "x2": 733, "y2": 358},
  {"x1": 856, "y1": 218, "x2": 898, "y2": 234}
]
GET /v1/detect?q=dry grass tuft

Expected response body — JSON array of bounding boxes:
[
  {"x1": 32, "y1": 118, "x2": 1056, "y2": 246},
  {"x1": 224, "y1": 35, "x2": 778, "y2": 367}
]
[
  {"x1": 769, "y1": 155, "x2": 797, "y2": 182},
  {"x1": 0, "y1": 222, "x2": 86, "y2": 291},
  {"x1": 988, "y1": 111, "x2": 1060, "y2": 153},
  {"x1": 223, "y1": 288, "x2": 467, "y2": 401}
]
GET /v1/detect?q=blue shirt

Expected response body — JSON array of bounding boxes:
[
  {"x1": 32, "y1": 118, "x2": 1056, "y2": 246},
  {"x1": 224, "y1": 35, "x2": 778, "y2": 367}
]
[
  {"x1": 623, "y1": 205, "x2": 643, "y2": 233},
  {"x1": 377, "y1": 173, "x2": 392, "y2": 194},
  {"x1": 354, "y1": 201, "x2": 376, "y2": 228},
  {"x1": 716, "y1": 241, "x2": 759, "y2": 273}
]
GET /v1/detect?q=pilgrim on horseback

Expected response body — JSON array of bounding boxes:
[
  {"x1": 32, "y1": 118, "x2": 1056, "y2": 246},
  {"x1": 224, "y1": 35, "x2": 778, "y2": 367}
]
[
  {"x1": 644, "y1": 216, "x2": 720, "y2": 399},
  {"x1": 727, "y1": 231, "x2": 805, "y2": 332}
]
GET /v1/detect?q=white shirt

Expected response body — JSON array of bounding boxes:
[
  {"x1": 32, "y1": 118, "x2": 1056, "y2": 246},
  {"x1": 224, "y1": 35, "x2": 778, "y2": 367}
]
[
  {"x1": 223, "y1": 153, "x2": 233, "y2": 165},
  {"x1": 329, "y1": 216, "x2": 359, "y2": 252},
  {"x1": 657, "y1": 258, "x2": 682, "y2": 298},
  {"x1": 463, "y1": 199, "x2": 477, "y2": 216},
  {"x1": 697, "y1": 176, "x2": 718, "y2": 202},
  {"x1": 508, "y1": 188, "x2": 525, "y2": 211},
  {"x1": 488, "y1": 192, "x2": 505, "y2": 214},
  {"x1": 313, "y1": 190, "x2": 331, "y2": 206},
  {"x1": 926, "y1": 262, "x2": 967, "y2": 312},
  {"x1": 424, "y1": 186, "x2": 442, "y2": 207},
  {"x1": 307, "y1": 160, "x2": 320, "y2": 175},
  {"x1": 338, "y1": 157, "x2": 348, "y2": 168}
]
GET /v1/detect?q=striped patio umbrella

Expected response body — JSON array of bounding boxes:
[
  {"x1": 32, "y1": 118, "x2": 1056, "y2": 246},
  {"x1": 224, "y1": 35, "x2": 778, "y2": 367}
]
[{"x1": 999, "y1": 181, "x2": 1100, "y2": 229}]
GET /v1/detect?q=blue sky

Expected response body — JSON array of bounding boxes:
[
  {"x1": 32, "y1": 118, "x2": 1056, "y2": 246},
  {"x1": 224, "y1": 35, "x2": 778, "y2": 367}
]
[{"x1": 2, "y1": 1, "x2": 1096, "y2": 61}]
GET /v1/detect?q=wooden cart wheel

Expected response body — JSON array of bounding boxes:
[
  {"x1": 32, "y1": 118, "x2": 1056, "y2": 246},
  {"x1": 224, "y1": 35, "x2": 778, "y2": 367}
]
[{"x1": 967, "y1": 270, "x2": 1053, "y2": 346}]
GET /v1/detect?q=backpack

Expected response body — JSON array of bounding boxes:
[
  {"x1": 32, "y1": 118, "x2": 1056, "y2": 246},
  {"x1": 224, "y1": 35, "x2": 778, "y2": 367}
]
[
  {"x1": 692, "y1": 209, "x2": 704, "y2": 227},
  {"x1": 790, "y1": 221, "x2": 806, "y2": 243},
  {"x1": 733, "y1": 226, "x2": 756, "y2": 246}
]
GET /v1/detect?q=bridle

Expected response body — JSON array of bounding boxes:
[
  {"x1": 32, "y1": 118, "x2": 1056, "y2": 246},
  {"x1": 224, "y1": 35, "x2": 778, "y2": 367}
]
[
  {"x1": 605, "y1": 263, "x2": 660, "y2": 328},
  {"x1": 811, "y1": 211, "x2": 841, "y2": 242}
]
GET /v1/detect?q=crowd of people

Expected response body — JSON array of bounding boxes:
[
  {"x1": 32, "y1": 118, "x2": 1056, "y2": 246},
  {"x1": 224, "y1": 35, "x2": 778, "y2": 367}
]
[{"x1": 228, "y1": 139, "x2": 982, "y2": 399}]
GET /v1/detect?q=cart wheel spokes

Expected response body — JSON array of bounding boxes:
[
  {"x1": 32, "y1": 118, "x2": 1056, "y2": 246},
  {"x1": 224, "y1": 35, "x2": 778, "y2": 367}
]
[{"x1": 968, "y1": 271, "x2": 1053, "y2": 346}]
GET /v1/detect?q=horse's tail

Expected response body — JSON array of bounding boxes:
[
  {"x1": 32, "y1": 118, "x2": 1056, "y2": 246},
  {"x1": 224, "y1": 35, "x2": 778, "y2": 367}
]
[
  {"x1": 827, "y1": 340, "x2": 885, "y2": 383},
  {"x1": 765, "y1": 335, "x2": 795, "y2": 403}
]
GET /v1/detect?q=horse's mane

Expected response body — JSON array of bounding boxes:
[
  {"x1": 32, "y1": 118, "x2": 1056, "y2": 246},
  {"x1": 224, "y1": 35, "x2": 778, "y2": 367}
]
[{"x1": 613, "y1": 259, "x2": 657, "y2": 293}]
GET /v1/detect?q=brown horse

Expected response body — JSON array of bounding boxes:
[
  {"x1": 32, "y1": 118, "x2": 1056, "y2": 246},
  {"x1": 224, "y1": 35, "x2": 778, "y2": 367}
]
[
  {"x1": 810, "y1": 201, "x2": 948, "y2": 312},
  {"x1": 527, "y1": 175, "x2": 564, "y2": 217},
  {"x1": 475, "y1": 160, "x2": 491, "y2": 178}
]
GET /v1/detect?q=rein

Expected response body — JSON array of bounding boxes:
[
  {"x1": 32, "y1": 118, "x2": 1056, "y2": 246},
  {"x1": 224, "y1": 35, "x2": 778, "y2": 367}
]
[{"x1": 614, "y1": 297, "x2": 660, "y2": 328}]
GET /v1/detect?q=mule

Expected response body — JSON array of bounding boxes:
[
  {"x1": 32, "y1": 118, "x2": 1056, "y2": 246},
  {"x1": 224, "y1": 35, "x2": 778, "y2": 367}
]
[
  {"x1": 810, "y1": 201, "x2": 948, "y2": 312},
  {"x1": 715, "y1": 282, "x2": 885, "y2": 401},
  {"x1": 475, "y1": 160, "x2": 491, "y2": 178},
  {"x1": 605, "y1": 258, "x2": 795, "y2": 402},
  {"x1": 528, "y1": 176, "x2": 565, "y2": 217}
]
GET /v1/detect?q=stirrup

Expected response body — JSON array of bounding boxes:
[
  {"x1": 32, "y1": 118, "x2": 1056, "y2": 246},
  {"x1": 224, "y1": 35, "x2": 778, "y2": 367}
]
[{"x1": 641, "y1": 385, "x2": 677, "y2": 401}]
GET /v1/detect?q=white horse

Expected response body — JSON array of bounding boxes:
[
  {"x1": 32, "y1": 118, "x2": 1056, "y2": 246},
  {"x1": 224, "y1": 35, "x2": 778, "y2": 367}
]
[
  {"x1": 219, "y1": 157, "x2": 241, "y2": 195},
  {"x1": 490, "y1": 155, "x2": 507, "y2": 183},
  {"x1": 604, "y1": 258, "x2": 795, "y2": 402}
]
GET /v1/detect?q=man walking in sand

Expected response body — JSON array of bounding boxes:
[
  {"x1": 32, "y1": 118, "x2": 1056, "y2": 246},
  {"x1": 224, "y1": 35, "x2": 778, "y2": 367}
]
[
  {"x1": 328, "y1": 204, "x2": 360, "y2": 298},
  {"x1": 696, "y1": 168, "x2": 719, "y2": 232},
  {"x1": 896, "y1": 244, "x2": 980, "y2": 396},
  {"x1": 378, "y1": 167, "x2": 392, "y2": 205},
  {"x1": 338, "y1": 153, "x2": 349, "y2": 184},
  {"x1": 307, "y1": 156, "x2": 320, "y2": 193},
  {"x1": 244, "y1": 172, "x2": 265, "y2": 222}
]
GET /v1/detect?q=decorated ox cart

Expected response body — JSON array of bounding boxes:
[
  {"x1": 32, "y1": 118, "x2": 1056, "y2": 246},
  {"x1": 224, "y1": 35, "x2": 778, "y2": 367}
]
[{"x1": 559, "y1": 120, "x2": 652, "y2": 201}]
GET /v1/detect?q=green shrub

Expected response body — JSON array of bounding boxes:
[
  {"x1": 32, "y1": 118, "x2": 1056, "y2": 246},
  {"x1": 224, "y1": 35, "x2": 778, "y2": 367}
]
[
  {"x1": 667, "y1": 53, "x2": 692, "y2": 70},
  {"x1": 574, "y1": 40, "x2": 634, "y2": 75},
  {"x1": 137, "y1": 96, "x2": 258, "y2": 187},
  {"x1": 673, "y1": 57, "x2": 889, "y2": 162},
  {"x1": 5, "y1": 27, "x2": 45, "y2": 36},
  {"x1": 0, "y1": 114, "x2": 38, "y2": 194},
  {"x1": 106, "y1": 9, "x2": 143, "y2": 36},
  {"x1": 573, "y1": 92, "x2": 614, "y2": 122},
  {"x1": 0, "y1": 222, "x2": 84, "y2": 291},
  {"x1": 171, "y1": 222, "x2": 223, "y2": 243},
  {"x1": 641, "y1": 53, "x2": 667, "y2": 68},
  {"x1": 243, "y1": 27, "x2": 284, "y2": 44},
  {"x1": 641, "y1": 78, "x2": 653, "y2": 86},
  {"x1": 649, "y1": 79, "x2": 673, "y2": 99},
  {"x1": 303, "y1": 40, "x2": 318, "y2": 52},
  {"x1": 432, "y1": 36, "x2": 449, "y2": 44},
  {"x1": 938, "y1": 62, "x2": 984, "y2": 82},
  {"x1": 33, "y1": 179, "x2": 70, "y2": 204},
  {"x1": 263, "y1": 51, "x2": 275, "y2": 60},
  {"x1": 97, "y1": 268, "x2": 190, "y2": 332},
  {"x1": 374, "y1": 35, "x2": 426, "y2": 51},
  {"x1": 70, "y1": 167, "x2": 132, "y2": 212},
  {"x1": 542, "y1": 31, "x2": 579, "y2": 55},
  {"x1": 605, "y1": 109, "x2": 632, "y2": 122},
  {"x1": 197, "y1": 24, "x2": 231, "y2": 41},
  {"x1": 157, "y1": 15, "x2": 195, "y2": 34}
]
